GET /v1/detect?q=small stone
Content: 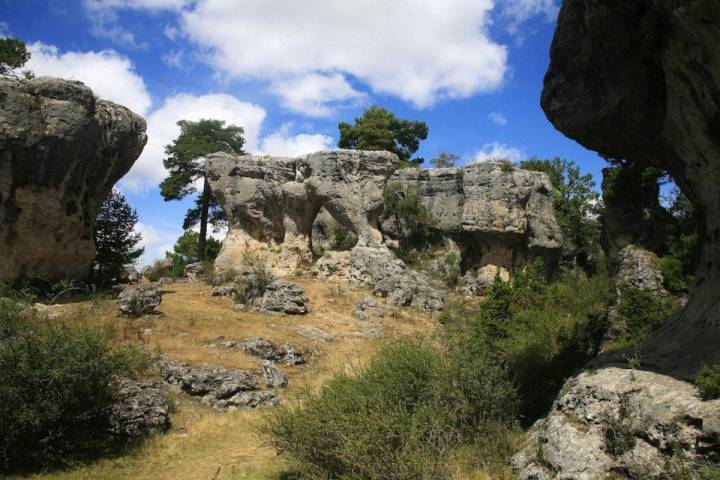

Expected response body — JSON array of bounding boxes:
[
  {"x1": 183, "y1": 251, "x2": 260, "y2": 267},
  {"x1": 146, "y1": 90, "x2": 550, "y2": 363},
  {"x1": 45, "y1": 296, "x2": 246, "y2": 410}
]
[{"x1": 118, "y1": 283, "x2": 162, "y2": 316}]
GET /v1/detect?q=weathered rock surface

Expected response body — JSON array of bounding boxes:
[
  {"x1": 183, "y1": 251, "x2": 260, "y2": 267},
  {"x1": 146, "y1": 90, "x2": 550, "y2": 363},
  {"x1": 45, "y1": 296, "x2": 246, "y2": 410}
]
[
  {"x1": 206, "y1": 151, "x2": 562, "y2": 296},
  {"x1": 541, "y1": 0, "x2": 720, "y2": 377},
  {"x1": 512, "y1": 368, "x2": 720, "y2": 479},
  {"x1": 0, "y1": 76, "x2": 147, "y2": 286},
  {"x1": 158, "y1": 358, "x2": 278, "y2": 410},
  {"x1": 353, "y1": 296, "x2": 384, "y2": 320},
  {"x1": 237, "y1": 336, "x2": 305, "y2": 366},
  {"x1": 256, "y1": 279, "x2": 309, "y2": 315},
  {"x1": 118, "y1": 283, "x2": 162, "y2": 316},
  {"x1": 383, "y1": 162, "x2": 563, "y2": 270},
  {"x1": 207, "y1": 150, "x2": 398, "y2": 275},
  {"x1": 351, "y1": 246, "x2": 445, "y2": 312},
  {"x1": 616, "y1": 244, "x2": 666, "y2": 295},
  {"x1": 460, "y1": 264, "x2": 510, "y2": 296},
  {"x1": 211, "y1": 285, "x2": 237, "y2": 297},
  {"x1": 108, "y1": 379, "x2": 171, "y2": 438},
  {"x1": 183, "y1": 262, "x2": 205, "y2": 281},
  {"x1": 259, "y1": 360, "x2": 288, "y2": 388}
]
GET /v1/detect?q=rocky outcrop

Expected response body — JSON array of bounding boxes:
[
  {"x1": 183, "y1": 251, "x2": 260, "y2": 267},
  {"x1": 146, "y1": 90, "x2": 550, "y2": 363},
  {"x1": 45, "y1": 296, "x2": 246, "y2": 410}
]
[
  {"x1": 616, "y1": 245, "x2": 666, "y2": 296},
  {"x1": 513, "y1": 368, "x2": 720, "y2": 479},
  {"x1": 108, "y1": 379, "x2": 171, "y2": 438},
  {"x1": 206, "y1": 151, "x2": 561, "y2": 299},
  {"x1": 256, "y1": 280, "x2": 309, "y2": 315},
  {"x1": 460, "y1": 264, "x2": 510, "y2": 296},
  {"x1": 236, "y1": 336, "x2": 305, "y2": 366},
  {"x1": 383, "y1": 162, "x2": 563, "y2": 270},
  {"x1": 118, "y1": 283, "x2": 162, "y2": 316},
  {"x1": 541, "y1": 0, "x2": 720, "y2": 378},
  {"x1": 0, "y1": 76, "x2": 147, "y2": 286},
  {"x1": 158, "y1": 358, "x2": 278, "y2": 410},
  {"x1": 353, "y1": 296, "x2": 384, "y2": 320}
]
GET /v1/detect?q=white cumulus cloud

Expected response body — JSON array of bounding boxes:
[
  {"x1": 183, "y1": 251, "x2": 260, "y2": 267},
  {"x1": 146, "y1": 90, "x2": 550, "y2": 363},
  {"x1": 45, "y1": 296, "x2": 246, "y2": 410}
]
[
  {"x1": 134, "y1": 222, "x2": 182, "y2": 266},
  {"x1": 120, "y1": 93, "x2": 266, "y2": 193},
  {"x1": 270, "y1": 73, "x2": 367, "y2": 117},
  {"x1": 260, "y1": 124, "x2": 334, "y2": 157},
  {"x1": 488, "y1": 112, "x2": 508, "y2": 126},
  {"x1": 179, "y1": 0, "x2": 507, "y2": 109},
  {"x1": 24, "y1": 42, "x2": 152, "y2": 115},
  {"x1": 470, "y1": 142, "x2": 525, "y2": 163},
  {"x1": 500, "y1": 0, "x2": 559, "y2": 33}
]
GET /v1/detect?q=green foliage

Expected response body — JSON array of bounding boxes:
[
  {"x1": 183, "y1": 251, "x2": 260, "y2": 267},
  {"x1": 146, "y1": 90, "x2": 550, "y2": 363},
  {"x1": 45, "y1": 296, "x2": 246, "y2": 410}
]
[
  {"x1": 0, "y1": 298, "x2": 146, "y2": 471},
  {"x1": 0, "y1": 37, "x2": 30, "y2": 75},
  {"x1": 384, "y1": 182, "x2": 438, "y2": 259},
  {"x1": 520, "y1": 157, "x2": 602, "y2": 272},
  {"x1": 261, "y1": 340, "x2": 517, "y2": 480},
  {"x1": 234, "y1": 253, "x2": 275, "y2": 304},
  {"x1": 430, "y1": 152, "x2": 459, "y2": 168},
  {"x1": 160, "y1": 119, "x2": 244, "y2": 261},
  {"x1": 695, "y1": 364, "x2": 720, "y2": 400},
  {"x1": 660, "y1": 188, "x2": 702, "y2": 293},
  {"x1": 611, "y1": 287, "x2": 680, "y2": 349},
  {"x1": 338, "y1": 106, "x2": 429, "y2": 165},
  {"x1": 166, "y1": 230, "x2": 221, "y2": 277},
  {"x1": 443, "y1": 261, "x2": 611, "y2": 422},
  {"x1": 331, "y1": 226, "x2": 357, "y2": 251},
  {"x1": 603, "y1": 394, "x2": 636, "y2": 456},
  {"x1": 92, "y1": 190, "x2": 143, "y2": 287}
]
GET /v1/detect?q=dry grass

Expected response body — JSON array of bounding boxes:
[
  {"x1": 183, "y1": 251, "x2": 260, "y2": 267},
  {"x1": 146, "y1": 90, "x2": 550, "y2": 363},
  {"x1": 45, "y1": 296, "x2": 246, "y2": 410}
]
[{"x1": 15, "y1": 277, "x2": 440, "y2": 480}]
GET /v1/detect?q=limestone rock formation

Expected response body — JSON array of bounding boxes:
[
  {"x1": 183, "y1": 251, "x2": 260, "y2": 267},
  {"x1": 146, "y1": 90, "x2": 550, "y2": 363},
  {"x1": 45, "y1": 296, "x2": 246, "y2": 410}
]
[
  {"x1": 118, "y1": 283, "x2": 162, "y2": 316},
  {"x1": 353, "y1": 296, "x2": 384, "y2": 320},
  {"x1": 616, "y1": 245, "x2": 666, "y2": 295},
  {"x1": 383, "y1": 162, "x2": 563, "y2": 270},
  {"x1": 512, "y1": 368, "x2": 720, "y2": 479},
  {"x1": 0, "y1": 76, "x2": 147, "y2": 286},
  {"x1": 236, "y1": 336, "x2": 305, "y2": 366},
  {"x1": 256, "y1": 279, "x2": 309, "y2": 315},
  {"x1": 108, "y1": 379, "x2": 171, "y2": 438},
  {"x1": 460, "y1": 264, "x2": 510, "y2": 296},
  {"x1": 259, "y1": 360, "x2": 288, "y2": 388},
  {"x1": 158, "y1": 358, "x2": 278, "y2": 410},
  {"x1": 540, "y1": 0, "x2": 720, "y2": 377},
  {"x1": 206, "y1": 151, "x2": 561, "y2": 310},
  {"x1": 207, "y1": 149, "x2": 398, "y2": 275}
]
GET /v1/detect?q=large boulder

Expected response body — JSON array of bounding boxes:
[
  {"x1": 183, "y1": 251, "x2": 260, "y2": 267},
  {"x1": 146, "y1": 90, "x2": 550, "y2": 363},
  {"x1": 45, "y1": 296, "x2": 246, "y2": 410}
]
[
  {"x1": 118, "y1": 283, "x2": 162, "y2": 316},
  {"x1": 0, "y1": 77, "x2": 147, "y2": 286},
  {"x1": 108, "y1": 379, "x2": 171, "y2": 438},
  {"x1": 383, "y1": 161, "x2": 563, "y2": 270},
  {"x1": 512, "y1": 368, "x2": 720, "y2": 479},
  {"x1": 541, "y1": 0, "x2": 720, "y2": 378},
  {"x1": 616, "y1": 244, "x2": 666, "y2": 295}
]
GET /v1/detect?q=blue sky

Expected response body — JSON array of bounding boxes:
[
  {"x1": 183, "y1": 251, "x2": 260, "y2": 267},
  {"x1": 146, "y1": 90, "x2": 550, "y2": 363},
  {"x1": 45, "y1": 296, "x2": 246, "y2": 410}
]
[{"x1": 2, "y1": 0, "x2": 608, "y2": 264}]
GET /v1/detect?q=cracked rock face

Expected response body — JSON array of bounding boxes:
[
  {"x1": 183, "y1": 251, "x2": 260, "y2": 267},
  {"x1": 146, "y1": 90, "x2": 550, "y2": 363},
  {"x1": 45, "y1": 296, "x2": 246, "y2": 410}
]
[
  {"x1": 512, "y1": 368, "x2": 720, "y2": 479},
  {"x1": 0, "y1": 76, "x2": 147, "y2": 286},
  {"x1": 383, "y1": 162, "x2": 563, "y2": 270},
  {"x1": 206, "y1": 151, "x2": 562, "y2": 282},
  {"x1": 541, "y1": 0, "x2": 720, "y2": 378}
]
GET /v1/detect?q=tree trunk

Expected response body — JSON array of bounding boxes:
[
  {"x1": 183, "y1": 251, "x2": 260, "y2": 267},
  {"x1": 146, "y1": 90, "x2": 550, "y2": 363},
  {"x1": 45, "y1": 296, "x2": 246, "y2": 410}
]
[{"x1": 197, "y1": 176, "x2": 210, "y2": 262}]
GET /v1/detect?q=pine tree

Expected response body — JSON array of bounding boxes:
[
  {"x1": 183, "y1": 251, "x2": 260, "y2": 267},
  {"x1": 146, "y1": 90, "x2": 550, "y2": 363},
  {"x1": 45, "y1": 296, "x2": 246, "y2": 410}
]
[
  {"x1": 160, "y1": 119, "x2": 245, "y2": 261},
  {"x1": 93, "y1": 190, "x2": 143, "y2": 286}
]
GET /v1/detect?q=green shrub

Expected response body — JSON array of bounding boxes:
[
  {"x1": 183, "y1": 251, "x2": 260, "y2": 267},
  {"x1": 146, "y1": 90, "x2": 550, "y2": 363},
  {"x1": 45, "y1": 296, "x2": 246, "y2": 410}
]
[
  {"x1": 443, "y1": 261, "x2": 610, "y2": 422},
  {"x1": 696, "y1": 364, "x2": 720, "y2": 400},
  {"x1": 0, "y1": 298, "x2": 145, "y2": 471},
  {"x1": 261, "y1": 341, "x2": 517, "y2": 480},
  {"x1": 143, "y1": 259, "x2": 176, "y2": 282},
  {"x1": 234, "y1": 253, "x2": 275, "y2": 304},
  {"x1": 384, "y1": 182, "x2": 439, "y2": 259},
  {"x1": 612, "y1": 287, "x2": 680, "y2": 349},
  {"x1": 331, "y1": 226, "x2": 358, "y2": 251}
]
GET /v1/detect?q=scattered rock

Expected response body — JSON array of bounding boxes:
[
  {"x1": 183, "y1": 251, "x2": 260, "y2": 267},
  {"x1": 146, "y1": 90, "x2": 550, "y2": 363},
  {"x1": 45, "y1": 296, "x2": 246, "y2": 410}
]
[
  {"x1": 108, "y1": 379, "x2": 170, "y2": 438},
  {"x1": 312, "y1": 251, "x2": 351, "y2": 280},
  {"x1": 352, "y1": 246, "x2": 445, "y2": 312},
  {"x1": 183, "y1": 262, "x2": 205, "y2": 281},
  {"x1": 259, "y1": 360, "x2": 288, "y2": 388},
  {"x1": 123, "y1": 266, "x2": 140, "y2": 284},
  {"x1": 460, "y1": 264, "x2": 510, "y2": 296},
  {"x1": 212, "y1": 285, "x2": 237, "y2": 297},
  {"x1": 353, "y1": 296, "x2": 384, "y2": 320},
  {"x1": 118, "y1": 283, "x2": 162, "y2": 316},
  {"x1": 158, "y1": 358, "x2": 278, "y2": 410},
  {"x1": 157, "y1": 277, "x2": 174, "y2": 286},
  {"x1": 512, "y1": 368, "x2": 720, "y2": 479},
  {"x1": 256, "y1": 280, "x2": 309, "y2": 315},
  {"x1": 238, "y1": 336, "x2": 305, "y2": 366},
  {"x1": 294, "y1": 324, "x2": 335, "y2": 342},
  {"x1": 0, "y1": 76, "x2": 147, "y2": 286}
]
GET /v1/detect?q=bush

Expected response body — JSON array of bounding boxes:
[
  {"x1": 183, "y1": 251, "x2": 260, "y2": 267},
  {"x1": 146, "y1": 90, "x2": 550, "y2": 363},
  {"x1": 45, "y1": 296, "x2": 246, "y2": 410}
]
[
  {"x1": 331, "y1": 226, "x2": 358, "y2": 251},
  {"x1": 384, "y1": 182, "x2": 439, "y2": 259},
  {"x1": 612, "y1": 287, "x2": 680, "y2": 349},
  {"x1": 442, "y1": 261, "x2": 610, "y2": 422},
  {"x1": 234, "y1": 253, "x2": 275, "y2": 304},
  {"x1": 0, "y1": 298, "x2": 144, "y2": 471},
  {"x1": 261, "y1": 341, "x2": 517, "y2": 480},
  {"x1": 696, "y1": 364, "x2": 720, "y2": 400}
]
